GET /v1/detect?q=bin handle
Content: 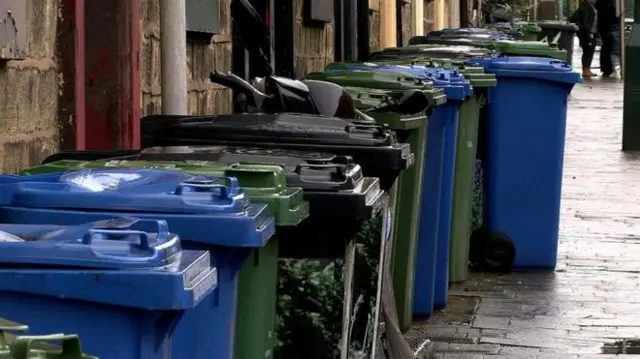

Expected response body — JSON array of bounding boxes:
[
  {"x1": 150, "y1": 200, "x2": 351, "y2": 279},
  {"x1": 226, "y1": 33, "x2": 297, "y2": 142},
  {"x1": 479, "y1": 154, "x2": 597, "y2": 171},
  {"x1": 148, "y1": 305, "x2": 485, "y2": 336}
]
[
  {"x1": 174, "y1": 176, "x2": 239, "y2": 199},
  {"x1": 10, "y1": 334, "x2": 94, "y2": 359},
  {"x1": 344, "y1": 122, "x2": 388, "y2": 137},
  {"x1": 82, "y1": 229, "x2": 151, "y2": 249},
  {"x1": 294, "y1": 163, "x2": 348, "y2": 184}
]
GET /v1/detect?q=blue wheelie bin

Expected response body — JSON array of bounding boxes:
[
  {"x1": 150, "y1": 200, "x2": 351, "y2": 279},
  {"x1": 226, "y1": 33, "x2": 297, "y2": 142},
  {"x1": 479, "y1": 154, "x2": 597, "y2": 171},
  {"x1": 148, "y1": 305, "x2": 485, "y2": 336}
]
[
  {"x1": 0, "y1": 169, "x2": 276, "y2": 359},
  {"x1": 465, "y1": 56, "x2": 581, "y2": 269},
  {"x1": 405, "y1": 67, "x2": 472, "y2": 313},
  {"x1": 327, "y1": 64, "x2": 472, "y2": 314},
  {"x1": 0, "y1": 218, "x2": 217, "y2": 359}
]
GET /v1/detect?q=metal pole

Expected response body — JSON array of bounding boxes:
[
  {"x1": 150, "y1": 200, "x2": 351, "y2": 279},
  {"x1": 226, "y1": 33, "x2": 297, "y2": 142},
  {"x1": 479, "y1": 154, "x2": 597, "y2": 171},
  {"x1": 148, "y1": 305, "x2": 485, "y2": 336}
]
[
  {"x1": 160, "y1": 0, "x2": 188, "y2": 115},
  {"x1": 620, "y1": 1, "x2": 626, "y2": 78}
]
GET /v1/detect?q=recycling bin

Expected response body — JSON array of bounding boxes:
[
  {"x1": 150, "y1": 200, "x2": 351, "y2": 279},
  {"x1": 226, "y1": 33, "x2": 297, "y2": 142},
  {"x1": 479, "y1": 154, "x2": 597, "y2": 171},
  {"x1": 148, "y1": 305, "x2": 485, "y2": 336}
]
[
  {"x1": 305, "y1": 67, "x2": 446, "y2": 329},
  {"x1": 317, "y1": 65, "x2": 472, "y2": 314},
  {"x1": 370, "y1": 60, "x2": 498, "y2": 283},
  {"x1": 535, "y1": 21, "x2": 579, "y2": 64},
  {"x1": 465, "y1": 56, "x2": 581, "y2": 268},
  {"x1": 404, "y1": 68, "x2": 472, "y2": 313},
  {"x1": 0, "y1": 170, "x2": 277, "y2": 359},
  {"x1": 21, "y1": 159, "x2": 310, "y2": 359},
  {"x1": 0, "y1": 219, "x2": 217, "y2": 359},
  {"x1": 29, "y1": 146, "x2": 387, "y2": 359}
]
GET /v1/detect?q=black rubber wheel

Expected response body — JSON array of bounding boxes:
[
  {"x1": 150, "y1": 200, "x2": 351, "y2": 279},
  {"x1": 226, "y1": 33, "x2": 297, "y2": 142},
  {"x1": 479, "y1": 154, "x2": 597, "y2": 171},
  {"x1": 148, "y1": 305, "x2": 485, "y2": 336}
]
[{"x1": 469, "y1": 227, "x2": 516, "y2": 273}]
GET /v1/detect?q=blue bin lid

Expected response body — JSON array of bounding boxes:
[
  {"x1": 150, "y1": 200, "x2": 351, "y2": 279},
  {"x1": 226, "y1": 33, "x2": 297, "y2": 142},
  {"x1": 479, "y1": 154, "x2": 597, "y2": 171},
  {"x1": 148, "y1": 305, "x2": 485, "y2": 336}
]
[
  {"x1": 329, "y1": 65, "x2": 473, "y2": 100},
  {"x1": 0, "y1": 168, "x2": 217, "y2": 192},
  {"x1": 0, "y1": 245, "x2": 217, "y2": 310},
  {"x1": 0, "y1": 218, "x2": 182, "y2": 270},
  {"x1": 0, "y1": 179, "x2": 247, "y2": 214},
  {"x1": 465, "y1": 56, "x2": 582, "y2": 84},
  {"x1": 0, "y1": 173, "x2": 276, "y2": 248}
]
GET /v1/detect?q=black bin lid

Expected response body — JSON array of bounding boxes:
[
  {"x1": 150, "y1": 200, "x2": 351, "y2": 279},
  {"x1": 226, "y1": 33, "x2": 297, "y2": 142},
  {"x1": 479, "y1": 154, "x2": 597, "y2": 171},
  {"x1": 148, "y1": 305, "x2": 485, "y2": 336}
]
[{"x1": 141, "y1": 114, "x2": 414, "y2": 179}]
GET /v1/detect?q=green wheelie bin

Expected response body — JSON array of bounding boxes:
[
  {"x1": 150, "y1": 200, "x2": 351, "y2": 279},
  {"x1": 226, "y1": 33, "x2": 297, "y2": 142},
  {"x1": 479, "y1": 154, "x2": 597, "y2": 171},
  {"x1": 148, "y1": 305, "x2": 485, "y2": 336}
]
[
  {"x1": 304, "y1": 69, "x2": 446, "y2": 330},
  {"x1": 21, "y1": 159, "x2": 310, "y2": 359},
  {"x1": 534, "y1": 21, "x2": 579, "y2": 64},
  {"x1": 366, "y1": 57, "x2": 498, "y2": 283}
]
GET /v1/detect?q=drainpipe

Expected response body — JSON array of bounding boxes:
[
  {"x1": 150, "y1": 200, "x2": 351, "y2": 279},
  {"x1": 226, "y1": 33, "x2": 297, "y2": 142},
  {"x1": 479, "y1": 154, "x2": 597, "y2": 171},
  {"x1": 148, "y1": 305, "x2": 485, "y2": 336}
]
[
  {"x1": 380, "y1": 0, "x2": 397, "y2": 48},
  {"x1": 160, "y1": 0, "x2": 188, "y2": 114},
  {"x1": 412, "y1": 0, "x2": 424, "y2": 36},
  {"x1": 619, "y1": 0, "x2": 625, "y2": 78}
]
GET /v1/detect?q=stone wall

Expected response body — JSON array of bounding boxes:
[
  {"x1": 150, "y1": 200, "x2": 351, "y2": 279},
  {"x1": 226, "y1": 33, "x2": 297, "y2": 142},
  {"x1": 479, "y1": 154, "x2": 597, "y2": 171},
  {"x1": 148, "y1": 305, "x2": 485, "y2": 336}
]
[
  {"x1": 295, "y1": 0, "x2": 334, "y2": 77},
  {"x1": 140, "y1": 0, "x2": 234, "y2": 116},
  {"x1": 0, "y1": 0, "x2": 60, "y2": 173}
]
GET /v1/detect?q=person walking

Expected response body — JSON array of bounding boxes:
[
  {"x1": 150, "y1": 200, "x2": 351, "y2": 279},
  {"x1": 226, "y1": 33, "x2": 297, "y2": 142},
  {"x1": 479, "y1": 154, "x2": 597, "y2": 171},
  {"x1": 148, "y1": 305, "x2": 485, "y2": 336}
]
[
  {"x1": 575, "y1": 0, "x2": 598, "y2": 77},
  {"x1": 596, "y1": 0, "x2": 619, "y2": 77}
]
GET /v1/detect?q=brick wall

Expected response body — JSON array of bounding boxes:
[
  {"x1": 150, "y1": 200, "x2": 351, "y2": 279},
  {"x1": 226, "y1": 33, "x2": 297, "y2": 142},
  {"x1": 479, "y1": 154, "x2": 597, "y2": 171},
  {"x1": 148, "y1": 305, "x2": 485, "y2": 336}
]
[{"x1": 0, "y1": 0, "x2": 60, "y2": 173}]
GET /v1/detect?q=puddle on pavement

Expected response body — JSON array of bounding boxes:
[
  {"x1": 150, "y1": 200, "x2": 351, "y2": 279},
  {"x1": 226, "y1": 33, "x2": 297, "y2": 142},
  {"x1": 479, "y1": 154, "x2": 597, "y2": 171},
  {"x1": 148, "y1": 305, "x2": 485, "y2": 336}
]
[{"x1": 601, "y1": 339, "x2": 640, "y2": 354}]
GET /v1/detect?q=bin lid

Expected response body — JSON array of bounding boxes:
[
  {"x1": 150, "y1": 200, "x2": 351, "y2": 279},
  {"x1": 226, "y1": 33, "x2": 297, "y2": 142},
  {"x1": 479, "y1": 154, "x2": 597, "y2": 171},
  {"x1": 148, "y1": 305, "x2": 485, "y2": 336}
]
[
  {"x1": 0, "y1": 218, "x2": 182, "y2": 270},
  {"x1": 141, "y1": 113, "x2": 414, "y2": 173},
  {"x1": 466, "y1": 56, "x2": 581, "y2": 84},
  {"x1": 492, "y1": 40, "x2": 568, "y2": 60},
  {"x1": 0, "y1": 239, "x2": 217, "y2": 309},
  {"x1": 407, "y1": 36, "x2": 496, "y2": 48},
  {"x1": 22, "y1": 159, "x2": 310, "y2": 227},
  {"x1": 326, "y1": 66, "x2": 473, "y2": 100},
  {"x1": 22, "y1": 146, "x2": 381, "y2": 220},
  {"x1": 306, "y1": 69, "x2": 430, "y2": 90},
  {"x1": 0, "y1": 168, "x2": 213, "y2": 191},
  {"x1": 341, "y1": 86, "x2": 445, "y2": 128},
  {"x1": 136, "y1": 147, "x2": 381, "y2": 219},
  {"x1": 536, "y1": 21, "x2": 578, "y2": 31},
  {"x1": 0, "y1": 170, "x2": 248, "y2": 215},
  {"x1": 519, "y1": 22, "x2": 542, "y2": 33},
  {"x1": 372, "y1": 45, "x2": 495, "y2": 60}
]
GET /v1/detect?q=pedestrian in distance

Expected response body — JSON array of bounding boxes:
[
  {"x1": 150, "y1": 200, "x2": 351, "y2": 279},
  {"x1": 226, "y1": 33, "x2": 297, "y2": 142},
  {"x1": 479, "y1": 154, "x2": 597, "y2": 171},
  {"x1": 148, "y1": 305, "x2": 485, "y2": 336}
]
[
  {"x1": 571, "y1": 0, "x2": 598, "y2": 78},
  {"x1": 595, "y1": 0, "x2": 619, "y2": 77}
]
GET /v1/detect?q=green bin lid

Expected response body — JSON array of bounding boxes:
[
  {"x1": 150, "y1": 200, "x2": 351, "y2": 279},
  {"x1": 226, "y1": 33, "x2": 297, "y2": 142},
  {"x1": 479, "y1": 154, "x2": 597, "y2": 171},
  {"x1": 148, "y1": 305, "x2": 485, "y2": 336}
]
[
  {"x1": 493, "y1": 40, "x2": 568, "y2": 60},
  {"x1": 22, "y1": 160, "x2": 310, "y2": 227},
  {"x1": 343, "y1": 86, "x2": 440, "y2": 130},
  {"x1": 536, "y1": 21, "x2": 578, "y2": 31},
  {"x1": 305, "y1": 70, "x2": 433, "y2": 91},
  {"x1": 6, "y1": 334, "x2": 98, "y2": 359},
  {"x1": 519, "y1": 22, "x2": 542, "y2": 33},
  {"x1": 0, "y1": 320, "x2": 97, "y2": 359}
]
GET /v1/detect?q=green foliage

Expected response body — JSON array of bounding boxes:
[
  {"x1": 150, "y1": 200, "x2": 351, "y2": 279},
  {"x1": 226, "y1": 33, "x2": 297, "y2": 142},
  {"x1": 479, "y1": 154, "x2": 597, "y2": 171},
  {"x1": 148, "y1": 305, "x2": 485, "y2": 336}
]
[
  {"x1": 471, "y1": 159, "x2": 484, "y2": 231},
  {"x1": 274, "y1": 217, "x2": 383, "y2": 359}
]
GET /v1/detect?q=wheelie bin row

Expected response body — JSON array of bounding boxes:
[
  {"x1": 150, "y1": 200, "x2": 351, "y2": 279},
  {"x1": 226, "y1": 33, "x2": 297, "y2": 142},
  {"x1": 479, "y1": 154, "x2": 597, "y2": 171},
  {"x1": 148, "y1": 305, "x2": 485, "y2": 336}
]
[
  {"x1": 304, "y1": 25, "x2": 582, "y2": 330},
  {"x1": 0, "y1": 104, "x2": 425, "y2": 358}
]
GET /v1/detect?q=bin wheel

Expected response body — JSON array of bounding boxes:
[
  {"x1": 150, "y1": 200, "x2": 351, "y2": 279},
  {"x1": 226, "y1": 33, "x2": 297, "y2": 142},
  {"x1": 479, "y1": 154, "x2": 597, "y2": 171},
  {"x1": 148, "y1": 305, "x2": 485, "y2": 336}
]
[{"x1": 469, "y1": 228, "x2": 516, "y2": 273}]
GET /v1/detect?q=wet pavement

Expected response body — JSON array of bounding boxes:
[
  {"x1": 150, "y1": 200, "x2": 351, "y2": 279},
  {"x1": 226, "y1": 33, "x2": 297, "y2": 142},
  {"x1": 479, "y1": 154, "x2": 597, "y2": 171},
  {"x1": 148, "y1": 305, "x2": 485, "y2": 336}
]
[{"x1": 405, "y1": 45, "x2": 635, "y2": 358}]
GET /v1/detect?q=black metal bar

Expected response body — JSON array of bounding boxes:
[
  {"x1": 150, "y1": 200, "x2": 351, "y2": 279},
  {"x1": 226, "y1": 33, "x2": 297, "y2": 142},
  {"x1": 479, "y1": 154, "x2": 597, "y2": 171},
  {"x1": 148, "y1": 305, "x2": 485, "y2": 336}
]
[
  {"x1": 357, "y1": 0, "x2": 371, "y2": 61},
  {"x1": 344, "y1": 0, "x2": 358, "y2": 60},
  {"x1": 334, "y1": 0, "x2": 345, "y2": 61},
  {"x1": 396, "y1": 0, "x2": 403, "y2": 46},
  {"x1": 273, "y1": 0, "x2": 296, "y2": 78},
  {"x1": 249, "y1": 0, "x2": 270, "y2": 79}
]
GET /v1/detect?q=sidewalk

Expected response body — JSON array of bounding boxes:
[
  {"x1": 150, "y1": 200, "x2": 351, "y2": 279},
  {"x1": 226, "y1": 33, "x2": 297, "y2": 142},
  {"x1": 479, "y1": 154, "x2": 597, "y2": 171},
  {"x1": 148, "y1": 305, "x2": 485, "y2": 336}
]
[{"x1": 405, "y1": 46, "x2": 635, "y2": 358}]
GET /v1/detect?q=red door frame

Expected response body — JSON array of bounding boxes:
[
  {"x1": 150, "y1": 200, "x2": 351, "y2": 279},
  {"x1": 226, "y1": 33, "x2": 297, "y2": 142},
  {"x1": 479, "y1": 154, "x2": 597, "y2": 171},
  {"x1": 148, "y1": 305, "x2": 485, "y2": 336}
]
[{"x1": 72, "y1": 0, "x2": 141, "y2": 150}]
